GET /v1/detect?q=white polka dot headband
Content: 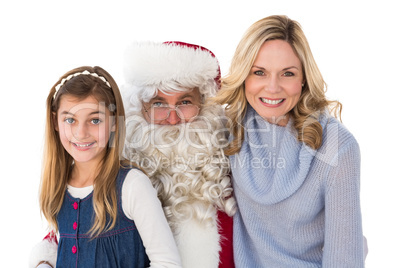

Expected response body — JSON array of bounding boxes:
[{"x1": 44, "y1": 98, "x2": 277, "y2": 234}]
[{"x1": 53, "y1": 70, "x2": 111, "y2": 99}]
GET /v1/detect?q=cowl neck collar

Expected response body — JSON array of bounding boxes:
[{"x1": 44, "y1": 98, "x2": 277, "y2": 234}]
[{"x1": 230, "y1": 106, "x2": 327, "y2": 205}]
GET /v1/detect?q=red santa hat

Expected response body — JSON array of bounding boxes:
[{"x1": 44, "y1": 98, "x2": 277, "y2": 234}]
[{"x1": 122, "y1": 41, "x2": 221, "y2": 113}]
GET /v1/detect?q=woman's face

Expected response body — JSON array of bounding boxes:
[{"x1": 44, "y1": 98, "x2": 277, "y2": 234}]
[{"x1": 245, "y1": 39, "x2": 304, "y2": 126}]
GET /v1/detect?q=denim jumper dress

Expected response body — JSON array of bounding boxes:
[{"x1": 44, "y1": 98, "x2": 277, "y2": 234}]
[{"x1": 56, "y1": 168, "x2": 150, "y2": 267}]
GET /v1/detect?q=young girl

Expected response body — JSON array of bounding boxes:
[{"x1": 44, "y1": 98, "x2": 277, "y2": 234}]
[{"x1": 32, "y1": 66, "x2": 181, "y2": 267}]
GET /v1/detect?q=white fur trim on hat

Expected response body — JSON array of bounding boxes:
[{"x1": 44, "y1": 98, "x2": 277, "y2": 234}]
[
  {"x1": 123, "y1": 41, "x2": 219, "y2": 88},
  {"x1": 121, "y1": 41, "x2": 220, "y2": 113}
]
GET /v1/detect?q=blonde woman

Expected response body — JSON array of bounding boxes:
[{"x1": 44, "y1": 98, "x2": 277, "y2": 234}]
[
  {"x1": 30, "y1": 66, "x2": 181, "y2": 267},
  {"x1": 214, "y1": 15, "x2": 365, "y2": 267}
]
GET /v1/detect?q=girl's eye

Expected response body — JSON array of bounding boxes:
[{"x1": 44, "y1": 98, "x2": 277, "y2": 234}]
[
  {"x1": 91, "y1": 119, "x2": 102, "y2": 125},
  {"x1": 65, "y1": 118, "x2": 75, "y2": 124}
]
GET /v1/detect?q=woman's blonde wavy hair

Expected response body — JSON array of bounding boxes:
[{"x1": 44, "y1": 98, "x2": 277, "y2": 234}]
[
  {"x1": 40, "y1": 66, "x2": 131, "y2": 237},
  {"x1": 213, "y1": 15, "x2": 342, "y2": 154}
]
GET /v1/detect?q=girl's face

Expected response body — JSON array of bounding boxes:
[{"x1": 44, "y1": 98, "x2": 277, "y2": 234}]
[
  {"x1": 245, "y1": 39, "x2": 304, "y2": 126},
  {"x1": 55, "y1": 95, "x2": 115, "y2": 166}
]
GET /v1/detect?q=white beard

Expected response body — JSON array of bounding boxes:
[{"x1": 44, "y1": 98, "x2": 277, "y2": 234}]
[{"x1": 124, "y1": 104, "x2": 236, "y2": 267}]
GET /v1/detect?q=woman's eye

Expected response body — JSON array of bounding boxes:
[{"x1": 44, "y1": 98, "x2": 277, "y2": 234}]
[
  {"x1": 254, "y1": 70, "x2": 264, "y2": 76},
  {"x1": 283, "y1": 71, "x2": 295, "y2": 77},
  {"x1": 65, "y1": 118, "x2": 75, "y2": 124},
  {"x1": 91, "y1": 119, "x2": 102, "y2": 125}
]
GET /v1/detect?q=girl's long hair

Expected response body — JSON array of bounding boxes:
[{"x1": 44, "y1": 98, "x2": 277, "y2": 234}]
[
  {"x1": 213, "y1": 15, "x2": 342, "y2": 154},
  {"x1": 40, "y1": 66, "x2": 128, "y2": 237}
]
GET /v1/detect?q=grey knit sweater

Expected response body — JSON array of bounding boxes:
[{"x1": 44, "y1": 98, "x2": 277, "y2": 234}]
[{"x1": 230, "y1": 107, "x2": 364, "y2": 267}]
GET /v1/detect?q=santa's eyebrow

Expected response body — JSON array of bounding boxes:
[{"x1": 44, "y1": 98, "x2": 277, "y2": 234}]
[
  {"x1": 149, "y1": 93, "x2": 197, "y2": 102},
  {"x1": 178, "y1": 93, "x2": 196, "y2": 100},
  {"x1": 149, "y1": 96, "x2": 166, "y2": 102}
]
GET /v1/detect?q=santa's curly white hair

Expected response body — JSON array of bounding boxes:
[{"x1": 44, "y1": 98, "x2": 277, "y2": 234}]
[{"x1": 123, "y1": 104, "x2": 236, "y2": 230}]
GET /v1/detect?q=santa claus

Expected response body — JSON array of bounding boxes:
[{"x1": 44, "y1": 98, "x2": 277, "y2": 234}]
[{"x1": 121, "y1": 41, "x2": 236, "y2": 268}]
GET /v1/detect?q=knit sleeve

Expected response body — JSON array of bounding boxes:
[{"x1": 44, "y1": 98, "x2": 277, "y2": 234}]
[
  {"x1": 323, "y1": 139, "x2": 365, "y2": 268},
  {"x1": 121, "y1": 169, "x2": 182, "y2": 268}
]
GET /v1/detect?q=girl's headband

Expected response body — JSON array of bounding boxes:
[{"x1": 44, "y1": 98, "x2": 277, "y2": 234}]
[{"x1": 53, "y1": 70, "x2": 111, "y2": 99}]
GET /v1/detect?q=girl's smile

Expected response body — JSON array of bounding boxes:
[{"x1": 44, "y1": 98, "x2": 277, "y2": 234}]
[{"x1": 71, "y1": 141, "x2": 96, "y2": 150}]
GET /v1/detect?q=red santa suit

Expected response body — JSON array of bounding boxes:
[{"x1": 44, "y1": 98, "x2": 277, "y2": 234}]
[{"x1": 122, "y1": 41, "x2": 236, "y2": 268}]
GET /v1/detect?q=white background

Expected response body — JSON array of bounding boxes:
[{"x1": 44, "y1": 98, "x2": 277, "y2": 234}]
[{"x1": 1, "y1": 0, "x2": 400, "y2": 267}]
